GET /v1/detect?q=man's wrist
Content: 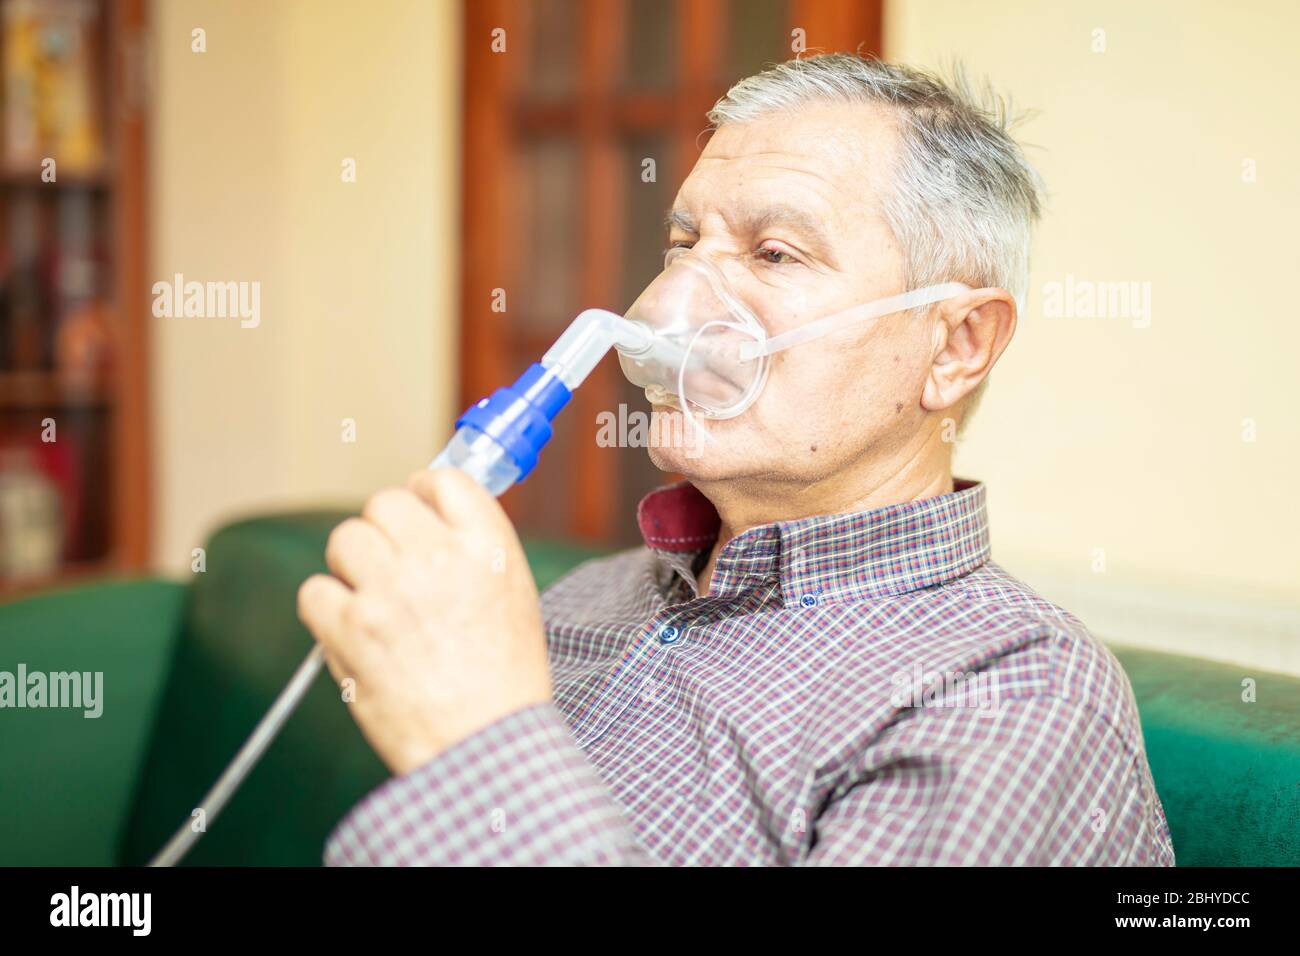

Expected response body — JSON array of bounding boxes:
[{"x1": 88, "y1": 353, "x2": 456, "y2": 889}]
[{"x1": 386, "y1": 691, "x2": 555, "y2": 776}]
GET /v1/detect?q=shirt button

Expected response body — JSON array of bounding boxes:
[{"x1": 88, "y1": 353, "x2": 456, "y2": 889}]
[
  {"x1": 657, "y1": 624, "x2": 681, "y2": 644},
  {"x1": 799, "y1": 593, "x2": 818, "y2": 608}
]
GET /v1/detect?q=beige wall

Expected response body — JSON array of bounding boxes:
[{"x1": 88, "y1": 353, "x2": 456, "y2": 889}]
[
  {"x1": 149, "y1": 0, "x2": 460, "y2": 572},
  {"x1": 887, "y1": 0, "x2": 1300, "y2": 672}
]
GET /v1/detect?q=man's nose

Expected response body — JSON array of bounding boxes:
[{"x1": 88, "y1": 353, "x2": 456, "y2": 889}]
[{"x1": 659, "y1": 273, "x2": 739, "y2": 326}]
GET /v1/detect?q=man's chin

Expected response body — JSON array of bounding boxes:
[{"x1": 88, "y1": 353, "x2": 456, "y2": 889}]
[
  {"x1": 646, "y1": 442, "x2": 693, "y2": 475},
  {"x1": 644, "y1": 407, "x2": 738, "y2": 479}
]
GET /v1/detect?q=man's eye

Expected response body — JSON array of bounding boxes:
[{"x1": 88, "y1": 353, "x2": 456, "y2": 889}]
[
  {"x1": 756, "y1": 246, "x2": 797, "y2": 265},
  {"x1": 663, "y1": 242, "x2": 696, "y2": 268}
]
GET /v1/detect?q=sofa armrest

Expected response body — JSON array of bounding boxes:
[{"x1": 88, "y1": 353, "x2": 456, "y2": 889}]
[
  {"x1": 1112, "y1": 645, "x2": 1300, "y2": 866},
  {"x1": 0, "y1": 579, "x2": 186, "y2": 865}
]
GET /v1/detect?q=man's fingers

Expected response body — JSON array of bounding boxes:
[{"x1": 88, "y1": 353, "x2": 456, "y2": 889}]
[
  {"x1": 317, "y1": 645, "x2": 353, "y2": 690},
  {"x1": 297, "y1": 573, "x2": 351, "y2": 647},
  {"x1": 408, "y1": 467, "x2": 509, "y2": 531},
  {"x1": 325, "y1": 518, "x2": 397, "y2": 588},
  {"x1": 362, "y1": 487, "x2": 445, "y2": 552}
]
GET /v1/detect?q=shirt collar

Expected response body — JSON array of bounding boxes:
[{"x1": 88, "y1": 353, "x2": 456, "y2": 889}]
[{"x1": 636, "y1": 479, "x2": 990, "y2": 607}]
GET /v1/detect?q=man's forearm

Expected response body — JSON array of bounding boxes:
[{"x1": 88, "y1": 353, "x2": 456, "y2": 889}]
[{"x1": 325, "y1": 702, "x2": 655, "y2": 866}]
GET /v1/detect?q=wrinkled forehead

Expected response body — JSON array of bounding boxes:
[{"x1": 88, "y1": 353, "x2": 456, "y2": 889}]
[{"x1": 675, "y1": 103, "x2": 900, "y2": 236}]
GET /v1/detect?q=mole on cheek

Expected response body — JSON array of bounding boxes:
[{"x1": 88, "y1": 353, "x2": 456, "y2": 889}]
[
  {"x1": 810, "y1": 444, "x2": 818, "y2": 453},
  {"x1": 894, "y1": 402, "x2": 903, "y2": 414}
]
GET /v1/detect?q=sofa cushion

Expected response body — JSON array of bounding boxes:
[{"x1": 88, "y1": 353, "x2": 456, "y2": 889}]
[{"x1": 1111, "y1": 646, "x2": 1300, "y2": 866}]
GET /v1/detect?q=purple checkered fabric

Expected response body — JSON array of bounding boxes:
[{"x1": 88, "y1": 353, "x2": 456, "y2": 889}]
[{"x1": 324, "y1": 479, "x2": 1175, "y2": 866}]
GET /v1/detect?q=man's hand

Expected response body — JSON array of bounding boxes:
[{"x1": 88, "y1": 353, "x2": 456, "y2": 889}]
[{"x1": 296, "y1": 468, "x2": 552, "y2": 776}]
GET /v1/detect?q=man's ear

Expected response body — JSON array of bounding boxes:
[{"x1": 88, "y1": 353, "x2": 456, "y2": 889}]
[{"x1": 921, "y1": 287, "x2": 1017, "y2": 413}]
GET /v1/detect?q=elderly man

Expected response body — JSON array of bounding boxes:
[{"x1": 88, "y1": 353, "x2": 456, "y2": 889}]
[{"x1": 298, "y1": 54, "x2": 1175, "y2": 866}]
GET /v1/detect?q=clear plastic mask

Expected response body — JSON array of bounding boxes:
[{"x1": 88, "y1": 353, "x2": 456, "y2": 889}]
[{"x1": 618, "y1": 249, "x2": 970, "y2": 423}]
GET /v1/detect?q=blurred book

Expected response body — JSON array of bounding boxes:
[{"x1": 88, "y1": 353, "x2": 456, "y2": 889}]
[
  {"x1": 0, "y1": 190, "x2": 51, "y2": 370},
  {"x1": 3, "y1": 0, "x2": 104, "y2": 176},
  {"x1": 0, "y1": 443, "x2": 63, "y2": 580}
]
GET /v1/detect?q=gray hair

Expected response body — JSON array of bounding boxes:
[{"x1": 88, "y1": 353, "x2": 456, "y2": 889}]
[{"x1": 707, "y1": 54, "x2": 1043, "y2": 309}]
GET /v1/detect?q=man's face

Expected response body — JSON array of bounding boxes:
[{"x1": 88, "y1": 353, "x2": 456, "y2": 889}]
[{"x1": 644, "y1": 103, "x2": 938, "y2": 485}]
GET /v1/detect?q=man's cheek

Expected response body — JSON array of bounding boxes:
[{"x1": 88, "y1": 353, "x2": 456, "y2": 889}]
[{"x1": 773, "y1": 352, "x2": 850, "y2": 416}]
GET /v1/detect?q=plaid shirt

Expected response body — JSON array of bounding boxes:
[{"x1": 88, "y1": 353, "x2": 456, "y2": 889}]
[{"x1": 324, "y1": 479, "x2": 1175, "y2": 866}]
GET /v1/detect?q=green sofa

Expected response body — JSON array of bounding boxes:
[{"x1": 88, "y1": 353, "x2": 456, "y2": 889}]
[{"x1": 1, "y1": 512, "x2": 1296, "y2": 866}]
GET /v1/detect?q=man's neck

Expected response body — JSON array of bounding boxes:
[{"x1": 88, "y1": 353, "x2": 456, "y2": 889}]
[{"x1": 691, "y1": 431, "x2": 953, "y2": 597}]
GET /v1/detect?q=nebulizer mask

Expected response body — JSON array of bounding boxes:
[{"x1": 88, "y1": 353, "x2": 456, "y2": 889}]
[{"x1": 617, "y1": 248, "x2": 970, "y2": 431}]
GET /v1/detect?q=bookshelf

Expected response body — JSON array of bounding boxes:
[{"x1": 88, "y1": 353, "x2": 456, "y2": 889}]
[{"x1": 0, "y1": 0, "x2": 148, "y2": 596}]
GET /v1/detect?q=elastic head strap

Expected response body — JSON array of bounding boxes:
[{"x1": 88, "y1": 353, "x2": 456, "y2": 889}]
[{"x1": 738, "y1": 282, "x2": 972, "y2": 361}]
